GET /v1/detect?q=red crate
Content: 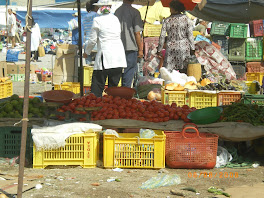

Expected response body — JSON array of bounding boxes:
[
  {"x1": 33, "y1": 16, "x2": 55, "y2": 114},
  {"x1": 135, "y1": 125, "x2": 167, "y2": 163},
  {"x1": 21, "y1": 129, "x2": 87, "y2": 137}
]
[
  {"x1": 246, "y1": 62, "x2": 264, "y2": 73},
  {"x1": 249, "y1": 20, "x2": 264, "y2": 37},
  {"x1": 165, "y1": 124, "x2": 218, "y2": 169}
]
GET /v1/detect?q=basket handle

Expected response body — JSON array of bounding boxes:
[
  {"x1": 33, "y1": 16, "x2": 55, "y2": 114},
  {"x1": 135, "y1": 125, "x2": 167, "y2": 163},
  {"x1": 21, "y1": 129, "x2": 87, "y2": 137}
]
[
  {"x1": 181, "y1": 127, "x2": 201, "y2": 139},
  {"x1": 182, "y1": 123, "x2": 198, "y2": 130}
]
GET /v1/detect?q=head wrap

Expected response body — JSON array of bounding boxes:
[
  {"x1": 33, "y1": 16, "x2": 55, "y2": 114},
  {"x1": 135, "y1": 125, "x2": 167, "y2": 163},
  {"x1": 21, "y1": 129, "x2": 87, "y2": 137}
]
[{"x1": 99, "y1": 6, "x2": 111, "y2": 14}]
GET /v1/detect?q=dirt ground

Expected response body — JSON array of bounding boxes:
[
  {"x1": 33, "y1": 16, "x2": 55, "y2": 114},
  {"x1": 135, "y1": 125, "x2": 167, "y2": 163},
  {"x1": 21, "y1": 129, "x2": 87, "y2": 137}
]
[{"x1": 0, "y1": 162, "x2": 264, "y2": 198}]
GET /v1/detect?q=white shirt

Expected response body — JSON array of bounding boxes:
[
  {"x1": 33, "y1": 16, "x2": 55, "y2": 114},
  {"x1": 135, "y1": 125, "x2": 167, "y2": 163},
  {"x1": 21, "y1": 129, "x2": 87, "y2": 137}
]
[
  {"x1": 7, "y1": 13, "x2": 16, "y2": 36},
  {"x1": 85, "y1": 14, "x2": 127, "y2": 70},
  {"x1": 31, "y1": 23, "x2": 41, "y2": 51}
]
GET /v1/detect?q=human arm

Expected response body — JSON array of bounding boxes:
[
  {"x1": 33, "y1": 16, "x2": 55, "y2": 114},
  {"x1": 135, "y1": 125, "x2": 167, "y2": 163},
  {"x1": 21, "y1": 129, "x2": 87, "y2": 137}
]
[
  {"x1": 186, "y1": 18, "x2": 195, "y2": 52},
  {"x1": 84, "y1": 19, "x2": 99, "y2": 55},
  {"x1": 157, "y1": 20, "x2": 167, "y2": 56},
  {"x1": 134, "y1": 32, "x2": 143, "y2": 58}
]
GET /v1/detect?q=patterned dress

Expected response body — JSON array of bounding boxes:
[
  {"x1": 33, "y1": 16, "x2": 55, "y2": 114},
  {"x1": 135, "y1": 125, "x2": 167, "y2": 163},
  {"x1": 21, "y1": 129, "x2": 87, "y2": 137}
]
[{"x1": 157, "y1": 14, "x2": 195, "y2": 71}]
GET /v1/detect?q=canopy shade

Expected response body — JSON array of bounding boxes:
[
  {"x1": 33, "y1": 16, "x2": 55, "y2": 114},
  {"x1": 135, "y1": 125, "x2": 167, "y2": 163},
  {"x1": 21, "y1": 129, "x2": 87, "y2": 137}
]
[
  {"x1": 189, "y1": 0, "x2": 264, "y2": 23},
  {"x1": 16, "y1": 10, "x2": 87, "y2": 29}
]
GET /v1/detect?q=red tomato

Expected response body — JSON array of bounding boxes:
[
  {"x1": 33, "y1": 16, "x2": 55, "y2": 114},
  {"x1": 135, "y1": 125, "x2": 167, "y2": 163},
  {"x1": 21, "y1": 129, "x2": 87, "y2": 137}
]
[
  {"x1": 69, "y1": 103, "x2": 76, "y2": 110},
  {"x1": 169, "y1": 113, "x2": 174, "y2": 120},
  {"x1": 79, "y1": 118, "x2": 86, "y2": 122},
  {"x1": 106, "y1": 114, "x2": 112, "y2": 119},
  {"x1": 163, "y1": 117, "x2": 170, "y2": 122},
  {"x1": 76, "y1": 104, "x2": 83, "y2": 108},
  {"x1": 159, "y1": 113, "x2": 165, "y2": 118},
  {"x1": 171, "y1": 102, "x2": 177, "y2": 108},
  {"x1": 173, "y1": 115, "x2": 179, "y2": 120},
  {"x1": 74, "y1": 110, "x2": 81, "y2": 114},
  {"x1": 153, "y1": 118, "x2": 159, "y2": 123},
  {"x1": 56, "y1": 108, "x2": 65, "y2": 112},
  {"x1": 184, "y1": 118, "x2": 191, "y2": 123},
  {"x1": 182, "y1": 105, "x2": 189, "y2": 109},
  {"x1": 177, "y1": 112, "x2": 183, "y2": 117},
  {"x1": 181, "y1": 114, "x2": 187, "y2": 120},
  {"x1": 80, "y1": 111, "x2": 87, "y2": 115},
  {"x1": 164, "y1": 111, "x2": 169, "y2": 116},
  {"x1": 99, "y1": 116, "x2": 105, "y2": 120}
]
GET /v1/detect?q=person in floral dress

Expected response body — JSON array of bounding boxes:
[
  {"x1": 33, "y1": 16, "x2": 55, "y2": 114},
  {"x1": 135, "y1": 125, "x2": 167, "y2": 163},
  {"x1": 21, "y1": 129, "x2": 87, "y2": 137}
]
[{"x1": 157, "y1": 0, "x2": 195, "y2": 73}]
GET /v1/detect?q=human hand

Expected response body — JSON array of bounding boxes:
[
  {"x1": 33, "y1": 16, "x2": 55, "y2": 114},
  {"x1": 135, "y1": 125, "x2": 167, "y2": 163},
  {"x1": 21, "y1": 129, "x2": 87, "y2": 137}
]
[
  {"x1": 83, "y1": 53, "x2": 88, "y2": 58},
  {"x1": 156, "y1": 51, "x2": 163, "y2": 59},
  {"x1": 138, "y1": 50, "x2": 143, "y2": 58},
  {"x1": 190, "y1": 50, "x2": 195, "y2": 56}
]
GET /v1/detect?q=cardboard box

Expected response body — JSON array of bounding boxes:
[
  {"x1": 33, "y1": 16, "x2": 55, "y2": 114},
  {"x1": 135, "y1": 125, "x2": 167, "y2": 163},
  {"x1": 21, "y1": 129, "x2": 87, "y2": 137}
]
[
  {"x1": 18, "y1": 64, "x2": 38, "y2": 74},
  {"x1": 53, "y1": 44, "x2": 78, "y2": 84},
  {"x1": 7, "y1": 63, "x2": 19, "y2": 74},
  {"x1": 6, "y1": 62, "x2": 38, "y2": 74},
  {"x1": 0, "y1": 61, "x2": 7, "y2": 77}
]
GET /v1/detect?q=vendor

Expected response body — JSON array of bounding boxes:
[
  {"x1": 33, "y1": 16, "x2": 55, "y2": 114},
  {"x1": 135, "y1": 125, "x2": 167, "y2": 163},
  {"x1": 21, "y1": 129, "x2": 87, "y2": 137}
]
[
  {"x1": 157, "y1": 0, "x2": 195, "y2": 74},
  {"x1": 194, "y1": 20, "x2": 208, "y2": 36},
  {"x1": 84, "y1": 0, "x2": 127, "y2": 97}
]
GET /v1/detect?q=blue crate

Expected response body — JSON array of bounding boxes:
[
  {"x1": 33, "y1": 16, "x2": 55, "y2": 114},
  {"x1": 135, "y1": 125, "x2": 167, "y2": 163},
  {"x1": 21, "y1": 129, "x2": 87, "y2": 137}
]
[
  {"x1": 195, "y1": 35, "x2": 212, "y2": 44},
  {"x1": 6, "y1": 50, "x2": 20, "y2": 62}
]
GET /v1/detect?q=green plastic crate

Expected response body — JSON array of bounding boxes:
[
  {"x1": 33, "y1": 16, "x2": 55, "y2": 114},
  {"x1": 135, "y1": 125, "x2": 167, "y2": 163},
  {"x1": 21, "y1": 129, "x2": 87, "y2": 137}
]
[
  {"x1": 210, "y1": 21, "x2": 230, "y2": 36},
  {"x1": 228, "y1": 39, "x2": 246, "y2": 61},
  {"x1": 229, "y1": 23, "x2": 248, "y2": 38},
  {"x1": 243, "y1": 94, "x2": 264, "y2": 106},
  {"x1": 0, "y1": 127, "x2": 33, "y2": 161},
  {"x1": 246, "y1": 38, "x2": 263, "y2": 62}
]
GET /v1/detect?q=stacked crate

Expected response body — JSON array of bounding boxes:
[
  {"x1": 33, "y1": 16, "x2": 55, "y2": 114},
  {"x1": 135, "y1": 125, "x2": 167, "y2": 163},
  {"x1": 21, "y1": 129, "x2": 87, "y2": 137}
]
[
  {"x1": 246, "y1": 20, "x2": 264, "y2": 86},
  {"x1": 210, "y1": 22, "x2": 230, "y2": 59},
  {"x1": 228, "y1": 23, "x2": 248, "y2": 79}
]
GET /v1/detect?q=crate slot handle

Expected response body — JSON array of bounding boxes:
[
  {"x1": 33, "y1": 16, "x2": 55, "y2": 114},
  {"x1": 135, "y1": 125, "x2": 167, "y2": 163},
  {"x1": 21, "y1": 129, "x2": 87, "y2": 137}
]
[{"x1": 181, "y1": 127, "x2": 201, "y2": 139}]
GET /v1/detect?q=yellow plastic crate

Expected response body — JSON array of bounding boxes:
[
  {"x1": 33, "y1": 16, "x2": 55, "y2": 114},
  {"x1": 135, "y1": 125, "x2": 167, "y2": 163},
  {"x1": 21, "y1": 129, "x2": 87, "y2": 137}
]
[
  {"x1": 0, "y1": 81, "x2": 13, "y2": 99},
  {"x1": 161, "y1": 88, "x2": 187, "y2": 106},
  {"x1": 54, "y1": 82, "x2": 80, "y2": 94},
  {"x1": 246, "y1": 72, "x2": 264, "y2": 85},
  {"x1": 245, "y1": 81, "x2": 257, "y2": 94},
  {"x1": 83, "y1": 66, "x2": 122, "y2": 87},
  {"x1": 33, "y1": 132, "x2": 99, "y2": 169},
  {"x1": 103, "y1": 130, "x2": 165, "y2": 169},
  {"x1": 84, "y1": 66, "x2": 93, "y2": 86},
  {"x1": 143, "y1": 24, "x2": 162, "y2": 37},
  {"x1": 188, "y1": 91, "x2": 218, "y2": 109}
]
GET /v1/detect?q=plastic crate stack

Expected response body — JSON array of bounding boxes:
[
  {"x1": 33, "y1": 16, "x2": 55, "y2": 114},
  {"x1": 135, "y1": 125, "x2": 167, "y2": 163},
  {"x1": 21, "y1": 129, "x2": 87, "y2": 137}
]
[
  {"x1": 210, "y1": 21, "x2": 230, "y2": 59},
  {"x1": 245, "y1": 20, "x2": 264, "y2": 94}
]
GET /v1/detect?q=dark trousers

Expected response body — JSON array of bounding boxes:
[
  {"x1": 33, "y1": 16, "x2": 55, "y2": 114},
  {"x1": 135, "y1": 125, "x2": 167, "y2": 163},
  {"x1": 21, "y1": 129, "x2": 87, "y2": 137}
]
[
  {"x1": 91, "y1": 56, "x2": 122, "y2": 97},
  {"x1": 31, "y1": 50, "x2": 38, "y2": 61},
  {"x1": 122, "y1": 51, "x2": 138, "y2": 88}
]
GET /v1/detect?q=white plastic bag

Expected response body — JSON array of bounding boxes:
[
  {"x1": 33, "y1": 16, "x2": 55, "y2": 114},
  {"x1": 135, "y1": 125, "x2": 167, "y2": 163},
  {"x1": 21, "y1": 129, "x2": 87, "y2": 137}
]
[
  {"x1": 139, "y1": 129, "x2": 156, "y2": 138},
  {"x1": 215, "y1": 146, "x2": 233, "y2": 168}
]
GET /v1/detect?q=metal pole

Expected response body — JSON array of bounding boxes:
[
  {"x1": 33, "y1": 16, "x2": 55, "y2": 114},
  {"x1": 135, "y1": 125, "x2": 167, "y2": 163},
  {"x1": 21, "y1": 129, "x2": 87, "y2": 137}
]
[
  {"x1": 77, "y1": 0, "x2": 83, "y2": 96},
  {"x1": 17, "y1": 0, "x2": 32, "y2": 197},
  {"x1": 6, "y1": 0, "x2": 8, "y2": 47}
]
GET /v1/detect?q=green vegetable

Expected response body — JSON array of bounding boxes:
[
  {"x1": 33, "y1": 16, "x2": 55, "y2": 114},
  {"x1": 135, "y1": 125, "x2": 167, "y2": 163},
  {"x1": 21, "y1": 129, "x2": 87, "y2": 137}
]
[{"x1": 115, "y1": 179, "x2": 121, "y2": 182}]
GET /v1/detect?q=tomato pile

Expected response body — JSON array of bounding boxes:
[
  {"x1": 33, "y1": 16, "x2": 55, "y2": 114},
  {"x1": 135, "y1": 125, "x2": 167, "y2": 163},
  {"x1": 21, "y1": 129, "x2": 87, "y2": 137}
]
[{"x1": 57, "y1": 93, "x2": 196, "y2": 122}]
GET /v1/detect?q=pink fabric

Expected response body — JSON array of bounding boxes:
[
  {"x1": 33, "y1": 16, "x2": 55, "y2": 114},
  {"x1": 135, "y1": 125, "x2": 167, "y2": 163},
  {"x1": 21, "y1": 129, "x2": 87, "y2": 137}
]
[{"x1": 195, "y1": 41, "x2": 237, "y2": 80}]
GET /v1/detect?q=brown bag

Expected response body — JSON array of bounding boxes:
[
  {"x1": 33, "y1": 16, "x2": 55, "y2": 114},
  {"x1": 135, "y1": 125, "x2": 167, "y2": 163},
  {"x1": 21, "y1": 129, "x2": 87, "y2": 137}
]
[{"x1": 38, "y1": 45, "x2": 45, "y2": 57}]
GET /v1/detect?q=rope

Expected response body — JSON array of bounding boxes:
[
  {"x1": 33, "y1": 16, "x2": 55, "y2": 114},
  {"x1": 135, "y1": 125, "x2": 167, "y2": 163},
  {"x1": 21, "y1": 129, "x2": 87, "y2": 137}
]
[
  {"x1": 14, "y1": 118, "x2": 29, "y2": 126},
  {"x1": 25, "y1": 0, "x2": 32, "y2": 32}
]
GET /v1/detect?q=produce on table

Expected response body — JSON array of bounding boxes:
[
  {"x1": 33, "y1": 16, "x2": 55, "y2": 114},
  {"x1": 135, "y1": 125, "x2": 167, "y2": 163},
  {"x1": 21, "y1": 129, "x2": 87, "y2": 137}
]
[
  {"x1": 197, "y1": 79, "x2": 243, "y2": 91},
  {"x1": 165, "y1": 83, "x2": 185, "y2": 91},
  {"x1": 184, "y1": 81, "x2": 198, "y2": 90},
  {"x1": 0, "y1": 94, "x2": 46, "y2": 118},
  {"x1": 56, "y1": 93, "x2": 196, "y2": 122},
  {"x1": 221, "y1": 102, "x2": 264, "y2": 125},
  {"x1": 147, "y1": 88, "x2": 161, "y2": 101}
]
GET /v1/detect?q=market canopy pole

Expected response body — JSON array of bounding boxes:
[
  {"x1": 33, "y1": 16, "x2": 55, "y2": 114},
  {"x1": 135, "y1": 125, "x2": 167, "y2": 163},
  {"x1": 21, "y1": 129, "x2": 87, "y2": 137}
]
[
  {"x1": 17, "y1": 0, "x2": 32, "y2": 197},
  {"x1": 77, "y1": 0, "x2": 83, "y2": 96}
]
